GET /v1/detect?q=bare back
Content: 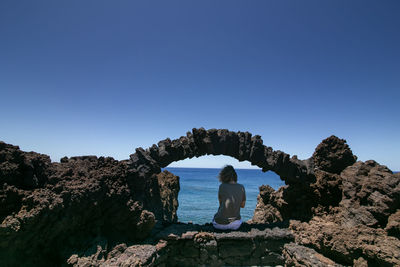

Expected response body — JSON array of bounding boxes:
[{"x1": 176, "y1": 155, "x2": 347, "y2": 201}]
[{"x1": 213, "y1": 183, "x2": 246, "y2": 225}]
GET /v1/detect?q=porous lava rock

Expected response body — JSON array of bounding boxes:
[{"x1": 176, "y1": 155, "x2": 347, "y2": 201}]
[
  {"x1": 252, "y1": 138, "x2": 400, "y2": 266},
  {"x1": 312, "y1": 135, "x2": 357, "y2": 174},
  {"x1": 290, "y1": 217, "x2": 400, "y2": 266},
  {"x1": 251, "y1": 135, "x2": 355, "y2": 224},
  {"x1": 1, "y1": 128, "x2": 399, "y2": 266},
  {"x1": 386, "y1": 209, "x2": 400, "y2": 237},
  {"x1": 132, "y1": 128, "x2": 314, "y2": 183},
  {"x1": 0, "y1": 142, "x2": 179, "y2": 266},
  {"x1": 68, "y1": 223, "x2": 294, "y2": 267},
  {"x1": 288, "y1": 160, "x2": 400, "y2": 266},
  {"x1": 282, "y1": 242, "x2": 345, "y2": 267}
]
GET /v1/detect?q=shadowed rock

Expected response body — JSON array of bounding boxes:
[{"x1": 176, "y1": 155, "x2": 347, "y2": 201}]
[
  {"x1": 286, "y1": 160, "x2": 400, "y2": 266},
  {"x1": 1, "y1": 128, "x2": 399, "y2": 266},
  {"x1": 312, "y1": 135, "x2": 357, "y2": 174},
  {"x1": 0, "y1": 142, "x2": 178, "y2": 266},
  {"x1": 128, "y1": 127, "x2": 313, "y2": 182},
  {"x1": 283, "y1": 243, "x2": 345, "y2": 267},
  {"x1": 251, "y1": 135, "x2": 358, "y2": 224},
  {"x1": 68, "y1": 223, "x2": 294, "y2": 267}
]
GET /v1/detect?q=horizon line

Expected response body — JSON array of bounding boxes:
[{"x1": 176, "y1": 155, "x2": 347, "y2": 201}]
[
  {"x1": 164, "y1": 166, "x2": 400, "y2": 173},
  {"x1": 164, "y1": 166, "x2": 263, "y2": 170}
]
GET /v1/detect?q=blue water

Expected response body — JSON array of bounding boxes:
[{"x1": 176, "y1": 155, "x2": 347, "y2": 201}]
[{"x1": 163, "y1": 167, "x2": 285, "y2": 225}]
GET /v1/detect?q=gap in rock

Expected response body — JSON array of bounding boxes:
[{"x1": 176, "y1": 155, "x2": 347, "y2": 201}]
[{"x1": 163, "y1": 155, "x2": 285, "y2": 225}]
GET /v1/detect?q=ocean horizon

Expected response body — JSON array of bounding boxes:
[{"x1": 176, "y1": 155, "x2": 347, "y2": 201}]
[{"x1": 163, "y1": 167, "x2": 285, "y2": 225}]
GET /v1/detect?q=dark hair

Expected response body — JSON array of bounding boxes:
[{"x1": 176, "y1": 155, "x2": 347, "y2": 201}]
[{"x1": 218, "y1": 165, "x2": 237, "y2": 183}]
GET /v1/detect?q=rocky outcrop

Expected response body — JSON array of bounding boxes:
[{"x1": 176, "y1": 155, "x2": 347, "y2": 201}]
[
  {"x1": 0, "y1": 142, "x2": 179, "y2": 266},
  {"x1": 134, "y1": 127, "x2": 316, "y2": 183},
  {"x1": 2, "y1": 127, "x2": 315, "y2": 266},
  {"x1": 312, "y1": 135, "x2": 357, "y2": 174},
  {"x1": 252, "y1": 137, "x2": 400, "y2": 266},
  {"x1": 290, "y1": 217, "x2": 400, "y2": 266},
  {"x1": 283, "y1": 243, "x2": 345, "y2": 267},
  {"x1": 286, "y1": 160, "x2": 400, "y2": 266},
  {"x1": 386, "y1": 209, "x2": 400, "y2": 237},
  {"x1": 68, "y1": 223, "x2": 294, "y2": 267},
  {"x1": 251, "y1": 135, "x2": 356, "y2": 224},
  {"x1": 1, "y1": 128, "x2": 399, "y2": 266}
]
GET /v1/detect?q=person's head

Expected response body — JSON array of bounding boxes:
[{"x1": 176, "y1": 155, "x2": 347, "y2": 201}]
[{"x1": 218, "y1": 165, "x2": 237, "y2": 183}]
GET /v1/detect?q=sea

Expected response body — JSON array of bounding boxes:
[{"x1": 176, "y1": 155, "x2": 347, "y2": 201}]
[{"x1": 163, "y1": 167, "x2": 285, "y2": 225}]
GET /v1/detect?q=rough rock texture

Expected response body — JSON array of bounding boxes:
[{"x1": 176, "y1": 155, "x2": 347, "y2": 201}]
[
  {"x1": 68, "y1": 223, "x2": 294, "y2": 267},
  {"x1": 67, "y1": 244, "x2": 159, "y2": 267},
  {"x1": 132, "y1": 127, "x2": 314, "y2": 184},
  {"x1": 283, "y1": 243, "x2": 344, "y2": 267},
  {"x1": 251, "y1": 135, "x2": 355, "y2": 224},
  {"x1": 252, "y1": 137, "x2": 400, "y2": 266},
  {"x1": 2, "y1": 128, "x2": 314, "y2": 266},
  {"x1": 0, "y1": 142, "x2": 179, "y2": 266},
  {"x1": 386, "y1": 209, "x2": 400, "y2": 237},
  {"x1": 156, "y1": 171, "x2": 180, "y2": 223},
  {"x1": 312, "y1": 135, "x2": 357, "y2": 174},
  {"x1": 290, "y1": 218, "x2": 400, "y2": 266},
  {"x1": 1, "y1": 128, "x2": 399, "y2": 266},
  {"x1": 286, "y1": 161, "x2": 400, "y2": 266}
]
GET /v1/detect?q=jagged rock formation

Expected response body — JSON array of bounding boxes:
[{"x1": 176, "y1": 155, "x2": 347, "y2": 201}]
[
  {"x1": 67, "y1": 223, "x2": 294, "y2": 266},
  {"x1": 0, "y1": 142, "x2": 179, "y2": 266},
  {"x1": 252, "y1": 137, "x2": 400, "y2": 266},
  {"x1": 131, "y1": 127, "x2": 314, "y2": 182},
  {"x1": 282, "y1": 243, "x2": 345, "y2": 267},
  {"x1": 1, "y1": 128, "x2": 399, "y2": 266},
  {"x1": 288, "y1": 161, "x2": 400, "y2": 266},
  {"x1": 251, "y1": 135, "x2": 357, "y2": 224}
]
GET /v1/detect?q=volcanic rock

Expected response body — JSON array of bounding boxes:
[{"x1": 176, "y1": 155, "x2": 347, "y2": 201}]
[
  {"x1": 0, "y1": 142, "x2": 179, "y2": 266},
  {"x1": 1, "y1": 129, "x2": 399, "y2": 266},
  {"x1": 312, "y1": 135, "x2": 357, "y2": 174}
]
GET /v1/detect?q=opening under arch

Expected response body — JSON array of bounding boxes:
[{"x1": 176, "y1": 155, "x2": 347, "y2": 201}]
[{"x1": 163, "y1": 155, "x2": 284, "y2": 224}]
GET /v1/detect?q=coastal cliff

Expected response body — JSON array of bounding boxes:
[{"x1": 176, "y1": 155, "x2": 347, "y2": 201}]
[{"x1": 1, "y1": 128, "x2": 399, "y2": 266}]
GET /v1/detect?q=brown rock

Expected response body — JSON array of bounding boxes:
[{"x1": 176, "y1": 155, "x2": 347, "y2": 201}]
[
  {"x1": 283, "y1": 242, "x2": 344, "y2": 267},
  {"x1": 312, "y1": 135, "x2": 357, "y2": 174},
  {"x1": 386, "y1": 209, "x2": 400, "y2": 237},
  {"x1": 290, "y1": 218, "x2": 400, "y2": 266},
  {"x1": 156, "y1": 170, "x2": 180, "y2": 223},
  {"x1": 0, "y1": 143, "x2": 165, "y2": 266},
  {"x1": 251, "y1": 185, "x2": 283, "y2": 224},
  {"x1": 1, "y1": 130, "x2": 399, "y2": 267}
]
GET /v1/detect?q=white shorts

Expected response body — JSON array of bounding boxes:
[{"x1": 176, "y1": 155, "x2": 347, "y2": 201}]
[{"x1": 212, "y1": 219, "x2": 242, "y2": 230}]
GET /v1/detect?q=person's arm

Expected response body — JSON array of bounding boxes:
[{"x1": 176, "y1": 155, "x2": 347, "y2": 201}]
[
  {"x1": 218, "y1": 184, "x2": 222, "y2": 205},
  {"x1": 241, "y1": 186, "x2": 246, "y2": 208}
]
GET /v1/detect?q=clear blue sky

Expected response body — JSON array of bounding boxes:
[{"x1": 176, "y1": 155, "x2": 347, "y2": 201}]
[{"x1": 1, "y1": 1, "x2": 399, "y2": 170}]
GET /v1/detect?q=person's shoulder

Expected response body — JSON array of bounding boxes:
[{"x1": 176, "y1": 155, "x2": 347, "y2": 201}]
[{"x1": 237, "y1": 183, "x2": 245, "y2": 190}]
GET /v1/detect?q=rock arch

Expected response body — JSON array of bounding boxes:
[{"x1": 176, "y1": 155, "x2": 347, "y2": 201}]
[
  {"x1": 1, "y1": 129, "x2": 369, "y2": 266},
  {"x1": 129, "y1": 128, "x2": 314, "y2": 185},
  {"x1": 128, "y1": 128, "x2": 358, "y2": 226}
]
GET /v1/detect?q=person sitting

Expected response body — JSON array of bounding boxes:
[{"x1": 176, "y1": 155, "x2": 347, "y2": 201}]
[{"x1": 212, "y1": 165, "x2": 246, "y2": 230}]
